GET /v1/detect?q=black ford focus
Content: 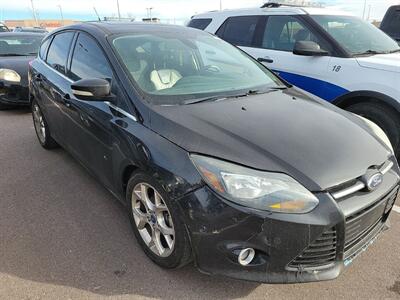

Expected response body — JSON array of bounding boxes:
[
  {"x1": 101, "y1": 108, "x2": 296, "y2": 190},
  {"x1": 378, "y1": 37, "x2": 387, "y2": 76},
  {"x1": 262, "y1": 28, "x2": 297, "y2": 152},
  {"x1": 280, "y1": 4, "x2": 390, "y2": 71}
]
[
  {"x1": 0, "y1": 32, "x2": 43, "y2": 109},
  {"x1": 29, "y1": 22, "x2": 399, "y2": 283}
]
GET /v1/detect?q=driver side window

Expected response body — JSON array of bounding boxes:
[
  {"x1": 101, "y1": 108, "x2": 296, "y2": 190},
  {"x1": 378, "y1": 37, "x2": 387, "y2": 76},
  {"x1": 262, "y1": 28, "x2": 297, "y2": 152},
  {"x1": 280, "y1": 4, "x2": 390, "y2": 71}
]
[{"x1": 68, "y1": 32, "x2": 113, "y2": 82}]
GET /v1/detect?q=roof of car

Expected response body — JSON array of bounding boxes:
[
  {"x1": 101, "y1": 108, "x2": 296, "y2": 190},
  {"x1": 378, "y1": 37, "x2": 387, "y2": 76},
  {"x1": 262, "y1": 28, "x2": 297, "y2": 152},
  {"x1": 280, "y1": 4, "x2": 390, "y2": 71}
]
[
  {"x1": 193, "y1": 6, "x2": 354, "y2": 18},
  {"x1": 59, "y1": 21, "x2": 194, "y2": 36}
]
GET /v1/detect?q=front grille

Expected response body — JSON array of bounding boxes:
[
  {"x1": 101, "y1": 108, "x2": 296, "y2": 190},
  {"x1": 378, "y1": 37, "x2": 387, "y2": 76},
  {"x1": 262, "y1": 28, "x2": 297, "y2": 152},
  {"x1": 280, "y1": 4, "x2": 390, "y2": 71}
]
[
  {"x1": 344, "y1": 187, "x2": 398, "y2": 260},
  {"x1": 288, "y1": 187, "x2": 398, "y2": 271},
  {"x1": 287, "y1": 228, "x2": 337, "y2": 270}
]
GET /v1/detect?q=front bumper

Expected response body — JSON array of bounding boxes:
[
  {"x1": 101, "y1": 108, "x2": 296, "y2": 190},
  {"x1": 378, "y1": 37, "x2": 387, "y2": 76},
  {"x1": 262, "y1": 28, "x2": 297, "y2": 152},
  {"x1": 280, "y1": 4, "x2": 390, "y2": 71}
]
[
  {"x1": 0, "y1": 80, "x2": 29, "y2": 106},
  {"x1": 177, "y1": 164, "x2": 399, "y2": 283}
]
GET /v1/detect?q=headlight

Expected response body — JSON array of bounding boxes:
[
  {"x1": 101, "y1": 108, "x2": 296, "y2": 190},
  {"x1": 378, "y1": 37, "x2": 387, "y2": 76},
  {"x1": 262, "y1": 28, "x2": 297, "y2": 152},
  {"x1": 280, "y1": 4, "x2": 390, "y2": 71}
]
[
  {"x1": 0, "y1": 68, "x2": 21, "y2": 82},
  {"x1": 355, "y1": 115, "x2": 393, "y2": 153},
  {"x1": 191, "y1": 155, "x2": 319, "y2": 214}
]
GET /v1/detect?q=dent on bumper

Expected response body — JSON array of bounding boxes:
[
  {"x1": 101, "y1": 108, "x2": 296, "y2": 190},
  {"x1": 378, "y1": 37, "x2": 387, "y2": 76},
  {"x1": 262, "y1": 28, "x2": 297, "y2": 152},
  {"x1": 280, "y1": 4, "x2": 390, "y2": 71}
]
[
  {"x1": 177, "y1": 185, "x2": 395, "y2": 283},
  {"x1": 0, "y1": 81, "x2": 29, "y2": 105}
]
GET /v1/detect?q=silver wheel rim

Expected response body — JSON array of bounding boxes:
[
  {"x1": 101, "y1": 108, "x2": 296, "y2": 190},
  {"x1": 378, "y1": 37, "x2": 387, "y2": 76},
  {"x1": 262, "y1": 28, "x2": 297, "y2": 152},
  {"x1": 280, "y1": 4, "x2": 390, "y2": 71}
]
[
  {"x1": 132, "y1": 183, "x2": 175, "y2": 257},
  {"x1": 32, "y1": 104, "x2": 46, "y2": 144}
]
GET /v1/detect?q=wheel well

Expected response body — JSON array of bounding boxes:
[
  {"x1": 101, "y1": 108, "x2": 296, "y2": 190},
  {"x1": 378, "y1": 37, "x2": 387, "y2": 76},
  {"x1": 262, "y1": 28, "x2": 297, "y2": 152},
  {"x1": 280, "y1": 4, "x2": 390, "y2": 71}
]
[
  {"x1": 122, "y1": 165, "x2": 138, "y2": 193},
  {"x1": 336, "y1": 96, "x2": 400, "y2": 121},
  {"x1": 29, "y1": 93, "x2": 34, "y2": 105}
]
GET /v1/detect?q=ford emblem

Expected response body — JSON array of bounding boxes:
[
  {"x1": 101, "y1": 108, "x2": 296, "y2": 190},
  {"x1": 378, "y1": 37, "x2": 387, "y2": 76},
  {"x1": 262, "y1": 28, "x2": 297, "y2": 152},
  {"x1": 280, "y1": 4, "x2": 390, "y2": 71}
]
[{"x1": 366, "y1": 172, "x2": 383, "y2": 191}]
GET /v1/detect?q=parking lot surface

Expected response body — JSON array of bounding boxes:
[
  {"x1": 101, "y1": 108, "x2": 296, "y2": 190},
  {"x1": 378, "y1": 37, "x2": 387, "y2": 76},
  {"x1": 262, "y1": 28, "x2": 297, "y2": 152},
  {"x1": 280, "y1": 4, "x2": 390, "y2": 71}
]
[{"x1": 1, "y1": 108, "x2": 400, "y2": 300}]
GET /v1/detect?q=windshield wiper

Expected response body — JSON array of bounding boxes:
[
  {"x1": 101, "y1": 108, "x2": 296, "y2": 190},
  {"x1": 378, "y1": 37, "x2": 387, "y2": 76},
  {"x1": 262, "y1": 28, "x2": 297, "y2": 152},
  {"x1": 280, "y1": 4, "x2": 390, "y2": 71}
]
[
  {"x1": 248, "y1": 86, "x2": 288, "y2": 95},
  {"x1": 355, "y1": 50, "x2": 387, "y2": 55},
  {"x1": 182, "y1": 96, "x2": 225, "y2": 105},
  {"x1": 267, "y1": 86, "x2": 288, "y2": 91},
  {"x1": 183, "y1": 87, "x2": 289, "y2": 105},
  {"x1": 183, "y1": 92, "x2": 254, "y2": 105},
  {"x1": 355, "y1": 49, "x2": 400, "y2": 56}
]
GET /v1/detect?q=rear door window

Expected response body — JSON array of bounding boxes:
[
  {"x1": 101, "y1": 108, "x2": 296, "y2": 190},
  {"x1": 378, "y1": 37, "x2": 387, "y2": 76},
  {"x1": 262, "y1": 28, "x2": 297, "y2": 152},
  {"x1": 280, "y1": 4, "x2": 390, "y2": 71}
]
[
  {"x1": 46, "y1": 31, "x2": 75, "y2": 74},
  {"x1": 187, "y1": 18, "x2": 212, "y2": 30},
  {"x1": 216, "y1": 16, "x2": 261, "y2": 47}
]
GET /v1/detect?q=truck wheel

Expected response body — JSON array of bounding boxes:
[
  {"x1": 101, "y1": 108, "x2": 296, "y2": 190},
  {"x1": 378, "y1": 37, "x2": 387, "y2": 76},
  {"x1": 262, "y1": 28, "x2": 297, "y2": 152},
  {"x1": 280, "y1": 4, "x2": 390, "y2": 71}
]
[{"x1": 347, "y1": 102, "x2": 400, "y2": 159}]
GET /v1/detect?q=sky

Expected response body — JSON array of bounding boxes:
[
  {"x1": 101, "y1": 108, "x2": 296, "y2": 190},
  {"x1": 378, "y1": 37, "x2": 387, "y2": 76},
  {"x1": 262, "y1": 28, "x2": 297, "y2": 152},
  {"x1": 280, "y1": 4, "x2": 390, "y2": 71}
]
[{"x1": 0, "y1": 0, "x2": 399, "y2": 23}]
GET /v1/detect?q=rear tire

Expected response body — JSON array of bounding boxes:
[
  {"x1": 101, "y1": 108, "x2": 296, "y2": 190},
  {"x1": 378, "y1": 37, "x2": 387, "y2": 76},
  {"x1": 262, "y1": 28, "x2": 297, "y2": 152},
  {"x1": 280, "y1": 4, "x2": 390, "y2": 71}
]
[
  {"x1": 31, "y1": 99, "x2": 59, "y2": 150},
  {"x1": 347, "y1": 102, "x2": 400, "y2": 159},
  {"x1": 126, "y1": 171, "x2": 192, "y2": 269}
]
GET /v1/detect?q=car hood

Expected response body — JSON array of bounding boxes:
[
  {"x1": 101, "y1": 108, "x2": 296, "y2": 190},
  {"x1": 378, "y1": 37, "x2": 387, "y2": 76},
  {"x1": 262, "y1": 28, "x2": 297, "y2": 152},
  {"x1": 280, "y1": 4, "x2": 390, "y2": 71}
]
[
  {"x1": 356, "y1": 53, "x2": 400, "y2": 73},
  {"x1": 149, "y1": 89, "x2": 390, "y2": 191},
  {"x1": 0, "y1": 55, "x2": 34, "y2": 86}
]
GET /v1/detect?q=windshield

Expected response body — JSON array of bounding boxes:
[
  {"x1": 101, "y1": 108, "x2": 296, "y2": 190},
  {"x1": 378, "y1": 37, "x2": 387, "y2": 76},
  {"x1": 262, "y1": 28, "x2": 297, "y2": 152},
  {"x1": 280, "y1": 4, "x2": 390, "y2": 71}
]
[
  {"x1": 0, "y1": 35, "x2": 43, "y2": 56},
  {"x1": 312, "y1": 15, "x2": 400, "y2": 55},
  {"x1": 112, "y1": 31, "x2": 283, "y2": 105}
]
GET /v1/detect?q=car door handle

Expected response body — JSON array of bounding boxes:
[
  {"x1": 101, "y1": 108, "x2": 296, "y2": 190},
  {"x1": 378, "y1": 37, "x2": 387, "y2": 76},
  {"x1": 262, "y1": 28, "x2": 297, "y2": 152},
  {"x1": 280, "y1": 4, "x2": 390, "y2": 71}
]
[{"x1": 257, "y1": 57, "x2": 274, "y2": 64}]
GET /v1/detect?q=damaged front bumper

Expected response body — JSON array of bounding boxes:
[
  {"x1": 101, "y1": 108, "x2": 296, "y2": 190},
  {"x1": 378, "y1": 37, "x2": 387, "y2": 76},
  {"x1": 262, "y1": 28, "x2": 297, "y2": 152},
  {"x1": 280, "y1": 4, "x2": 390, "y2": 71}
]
[
  {"x1": 0, "y1": 80, "x2": 29, "y2": 106},
  {"x1": 177, "y1": 169, "x2": 399, "y2": 283}
]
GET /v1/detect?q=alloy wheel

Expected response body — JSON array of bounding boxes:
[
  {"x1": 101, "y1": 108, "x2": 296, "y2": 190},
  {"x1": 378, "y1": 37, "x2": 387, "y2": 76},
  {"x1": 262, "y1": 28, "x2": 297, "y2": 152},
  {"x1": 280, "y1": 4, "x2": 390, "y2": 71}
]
[
  {"x1": 32, "y1": 103, "x2": 46, "y2": 144},
  {"x1": 131, "y1": 183, "x2": 175, "y2": 257}
]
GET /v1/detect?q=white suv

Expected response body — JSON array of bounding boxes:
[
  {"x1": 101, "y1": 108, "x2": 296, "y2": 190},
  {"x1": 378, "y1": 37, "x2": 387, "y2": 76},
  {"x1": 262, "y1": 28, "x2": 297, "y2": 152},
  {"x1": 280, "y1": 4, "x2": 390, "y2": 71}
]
[{"x1": 189, "y1": 3, "x2": 400, "y2": 158}]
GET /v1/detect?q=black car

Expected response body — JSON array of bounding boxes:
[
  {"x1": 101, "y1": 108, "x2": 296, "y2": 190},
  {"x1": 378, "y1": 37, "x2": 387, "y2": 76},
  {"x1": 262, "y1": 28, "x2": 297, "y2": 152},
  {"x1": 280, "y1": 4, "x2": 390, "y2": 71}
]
[
  {"x1": 14, "y1": 27, "x2": 48, "y2": 34},
  {"x1": 0, "y1": 23, "x2": 9, "y2": 32},
  {"x1": 29, "y1": 22, "x2": 399, "y2": 283},
  {"x1": 0, "y1": 32, "x2": 44, "y2": 109},
  {"x1": 381, "y1": 5, "x2": 400, "y2": 44}
]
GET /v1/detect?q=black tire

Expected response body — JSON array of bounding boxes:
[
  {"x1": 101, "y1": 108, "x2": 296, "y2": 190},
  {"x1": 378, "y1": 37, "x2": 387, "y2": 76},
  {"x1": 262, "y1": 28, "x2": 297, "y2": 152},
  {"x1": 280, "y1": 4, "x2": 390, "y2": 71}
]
[
  {"x1": 126, "y1": 171, "x2": 192, "y2": 269},
  {"x1": 347, "y1": 102, "x2": 400, "y2": 159},
  {"x1": 31, "y1": 99, "x2": 59, "y2": 150}
]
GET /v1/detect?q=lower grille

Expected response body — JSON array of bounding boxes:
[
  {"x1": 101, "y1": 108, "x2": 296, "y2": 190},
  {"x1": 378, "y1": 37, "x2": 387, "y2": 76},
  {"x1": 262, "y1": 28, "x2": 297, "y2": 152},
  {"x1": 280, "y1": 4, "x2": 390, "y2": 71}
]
[
  {"x1": 288, "y1": 228, "x2": 337, "y2": 270},
  {"x1": 344, "y1": 187, "x2": 398, "y2": 260},
  {"x1": 288, "y1": 187, "x2": 398, "y2": 271}
]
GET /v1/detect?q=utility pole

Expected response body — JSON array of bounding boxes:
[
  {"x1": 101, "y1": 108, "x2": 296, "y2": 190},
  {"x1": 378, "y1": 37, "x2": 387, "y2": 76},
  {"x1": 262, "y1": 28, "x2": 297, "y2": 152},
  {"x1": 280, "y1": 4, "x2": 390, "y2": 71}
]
[
  {"x1": 220, "y1": 0, "x2": 222, "y2": 10},
  {"x1": 116, "y1": 0, "x2": 121, "y2": 20},
  {"x1": 57, "y1": 5, "x2": 64, "y2": 25},
  {"x1": 362, "y1": 0, "x2": 367, "y2": 20},
  {"x1": 367, "y1": 4, "x2": 371, "y2": 22},
  {"x1": 30, "y1": 0, "x2": 38, "y2": 26}
]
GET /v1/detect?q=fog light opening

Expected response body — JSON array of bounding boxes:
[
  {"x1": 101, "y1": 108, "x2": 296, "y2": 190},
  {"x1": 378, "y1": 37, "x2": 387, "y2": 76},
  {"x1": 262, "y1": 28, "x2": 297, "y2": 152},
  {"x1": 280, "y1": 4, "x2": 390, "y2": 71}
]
[{"x1": 238, "y1": 248, "x2": 255, "y2": 266}]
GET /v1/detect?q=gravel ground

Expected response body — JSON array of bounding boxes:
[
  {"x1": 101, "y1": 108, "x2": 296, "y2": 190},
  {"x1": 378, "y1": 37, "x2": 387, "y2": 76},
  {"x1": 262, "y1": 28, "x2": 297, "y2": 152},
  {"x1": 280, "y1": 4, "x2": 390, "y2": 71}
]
[{"x1": 0, "y1": 108, "x2": 399, "y2": 300}]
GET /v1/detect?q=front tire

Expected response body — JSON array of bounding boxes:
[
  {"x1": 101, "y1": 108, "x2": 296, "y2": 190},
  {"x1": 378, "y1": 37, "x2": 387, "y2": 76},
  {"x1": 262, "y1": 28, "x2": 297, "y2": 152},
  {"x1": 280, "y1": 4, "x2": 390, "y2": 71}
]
[
  {"x1": 31, "y1": 99, "x2": 58, "y2": 149},
  {"x1": 347, "y1": 102, "x2": 400, "y2": 159},
  {"x1": 126, "y1": 171, "x2": 192, "y2": 269}
]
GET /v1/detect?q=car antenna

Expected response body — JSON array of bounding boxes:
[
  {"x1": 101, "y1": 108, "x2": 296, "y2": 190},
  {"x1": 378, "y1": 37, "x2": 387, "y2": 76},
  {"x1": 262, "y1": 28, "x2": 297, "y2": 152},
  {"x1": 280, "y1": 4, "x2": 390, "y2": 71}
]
[{"x1": 93, "y1": 6, "x2": 101, "y2": 21}]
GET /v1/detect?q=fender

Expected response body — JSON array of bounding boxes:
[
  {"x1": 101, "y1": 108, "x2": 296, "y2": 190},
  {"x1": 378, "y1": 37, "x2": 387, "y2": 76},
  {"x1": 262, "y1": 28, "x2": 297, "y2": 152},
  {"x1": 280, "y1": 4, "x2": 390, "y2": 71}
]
[{"x1": 333, "y1": 90, "x2": 400, "y2": 114}]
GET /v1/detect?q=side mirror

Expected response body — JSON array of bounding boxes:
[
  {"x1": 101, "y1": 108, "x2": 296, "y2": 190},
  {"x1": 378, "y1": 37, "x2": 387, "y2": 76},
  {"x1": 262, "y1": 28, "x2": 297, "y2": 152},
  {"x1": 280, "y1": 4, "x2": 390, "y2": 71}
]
[
  {"x1": 71, "y1": 78, "x2": 111, "y2": 100},
  {"x1": 293, "y1": 41, "x2": 329, "y2": 56}
]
